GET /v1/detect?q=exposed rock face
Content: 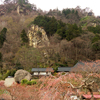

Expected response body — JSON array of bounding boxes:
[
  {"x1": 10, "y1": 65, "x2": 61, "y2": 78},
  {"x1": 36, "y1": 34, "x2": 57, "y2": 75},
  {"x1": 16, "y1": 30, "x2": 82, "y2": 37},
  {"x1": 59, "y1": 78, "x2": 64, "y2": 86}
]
[
  {"x1": 28, "y1": 25, "x2": 50, "y2": 48},
  {"x1": 4, "y1": 78, "x2": 16, "y2": 87},
  {"x1": 14, "y1": 69, "x2": 32, "y2": 83},
  {"x1": 17, "y1": 5, "x2": 26, "y2": 15}
]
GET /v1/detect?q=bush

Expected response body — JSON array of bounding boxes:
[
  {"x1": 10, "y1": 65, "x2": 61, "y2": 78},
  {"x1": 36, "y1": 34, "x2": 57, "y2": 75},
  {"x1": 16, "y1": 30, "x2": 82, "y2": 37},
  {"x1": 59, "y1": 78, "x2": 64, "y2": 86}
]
[
  {"x1": 3, "y1": 70, "x2": 11, "y2": 79},
  {"x1": 27, "y1": 80, "x2": 37, "y2": 85},
  {"x1": 62, "y1": 72, "x2": 66, "y2": 75},
  {"x1": 21, "y1": 79, "x2": 37, "y2": 85},
  {"x1": 53, "y1": 72, "x2": 57, "y2": 76},
  {"x1": 21, "y1": 79, "x2": 28, "y2": 85},
  {"x1": 26, "y1": 81, "x2": 32, "y2": 85},
  {"x1": 2, "y1": 69, "x2": 16, "y2": 80},
  {"x1": 10, "y1": 70, "x2": 16, "y2": 77}
]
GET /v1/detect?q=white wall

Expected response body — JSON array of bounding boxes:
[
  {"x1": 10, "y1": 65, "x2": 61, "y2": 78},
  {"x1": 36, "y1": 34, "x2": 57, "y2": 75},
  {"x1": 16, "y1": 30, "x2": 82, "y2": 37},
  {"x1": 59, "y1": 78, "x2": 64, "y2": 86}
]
[
  {"x1": 33, "y1": 72, "x2": 51, "y2": 75},
  {"x1": 33, "y1": 72, "x2": 38, "y2": 75},
  {"x1": 39, "y1": 72, "x2": 46, "y2": 75}
]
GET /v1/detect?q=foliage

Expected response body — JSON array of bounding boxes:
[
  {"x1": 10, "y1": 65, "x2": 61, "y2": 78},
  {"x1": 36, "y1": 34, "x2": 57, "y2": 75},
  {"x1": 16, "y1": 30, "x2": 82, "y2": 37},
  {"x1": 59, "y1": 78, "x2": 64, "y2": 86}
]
[
  {"x1": 31, "y1": 15, "x2": 66, "y2": 36},
  {"x1": 62, "y1": 9, "x2": 78, "y2": 16},
  {"x1": 92, "y1": 40, "x2": 100, "y2": 51},
  {"x1": 0, "y1": 52, "x2": 2, "y2": 61},
  {"x1": 62, "y1": 9, "x2": 71, "y2": 16},
  {"x1": 80, "y1": 16, "x2": 90, "y2": 21},
  {"x1": 65, "y1": 24, "x2": 82, "y2": 41},
  {"x1": 14, "y1": 46, "x2": 42, "y2": 70},
  {"x1": 32, "y1": 15, "x2": 82, "y2": 40},
  {"x1": 21, "y1": 79, "x2": 28, "y2": 85},
  {"x1": 92, "y1": 34, "x2": 100, "y2": 43},
  {"x1": 14, "y1": 61, "x2": 23, "y2": 70},
  {"x1": 20, "y1": 29, "x2": 29, "y2": 44},
  {"x1": 2, "y1": 69, "x2": 16, "y2": 79},
  {"x1": 21, "y1": 79, "x2": 37, "y2": 85},
  {"x1": 18, "y1": 0, "x2": 28, "y2": 5},
  {"x1": 62, "y1": 72, "x2": 66, "y2": 75},
  {"x1": 27, "y1": 80, "x2": 37, "y2": 85},
  {"x1": 88, "y1": 25, "x2": 100, "y2": 34},
  {"x1": 3, "y1": 70, "x2": 11, "y2": 79},
  {"x1": 0, "y1": 27, "x2": 7, "y2": 48}
]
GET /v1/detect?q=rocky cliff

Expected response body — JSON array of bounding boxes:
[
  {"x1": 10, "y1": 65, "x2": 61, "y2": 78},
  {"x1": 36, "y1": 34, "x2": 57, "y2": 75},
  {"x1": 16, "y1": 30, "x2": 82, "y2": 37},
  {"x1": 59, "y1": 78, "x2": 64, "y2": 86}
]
[{"x1": 28, "y1": 25, "x2": 50, "y2": 48}]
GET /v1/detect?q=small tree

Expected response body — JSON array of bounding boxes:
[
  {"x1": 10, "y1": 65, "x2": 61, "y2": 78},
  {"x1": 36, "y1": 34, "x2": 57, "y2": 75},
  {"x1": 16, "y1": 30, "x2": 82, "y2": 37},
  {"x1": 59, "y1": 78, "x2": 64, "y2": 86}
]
[
  {"x1": 0, "y1": 27, "x2": 7, "y2": 48},
  {"x1": 0, "y1": 52, "x2": 2, "y2": 62},
  {"x1": 0, "y1": 52, "x2": 3, "y2": 74},
  {"x1": 20, "y1": 29, "x2": 29, "y2": 45},
  {"x1": 70, "y1": 61, "x2": 100, "y2": 99}
]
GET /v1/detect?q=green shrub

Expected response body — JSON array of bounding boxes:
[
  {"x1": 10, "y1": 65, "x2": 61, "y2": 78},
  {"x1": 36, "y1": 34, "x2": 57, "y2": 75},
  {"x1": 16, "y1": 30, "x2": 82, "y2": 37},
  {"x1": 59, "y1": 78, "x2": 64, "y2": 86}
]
[
  {"x1": 3, "y1": 70, "x2": 11, "y2": 79},
  {"x1": 2, "y1": 69, "x2": 16, "y2": 80},
  {"x1": 21, "y1": 79, "x2": 28, "y2": 85},
  {"x1": 21, "y1": 79, "x2": 37, "y2": 85},
  {"x1": 27, "y1": 80, "x2": 37, "y2": 85},
  {"x1": 62, "y1": 72, "x2": 66, "y2": 75},
  {"x1": 10, "y1": 70, "x2": 16, "y2": 77},
  {"x1": 53, "y1": 72, "x2": 57, "y2": 76},
  {"x1": 26, "y1": 81, "x2": 32, "y2": 85},
  {"x1": 30, "y1": 80, "x2": 37, "y2": 85}
]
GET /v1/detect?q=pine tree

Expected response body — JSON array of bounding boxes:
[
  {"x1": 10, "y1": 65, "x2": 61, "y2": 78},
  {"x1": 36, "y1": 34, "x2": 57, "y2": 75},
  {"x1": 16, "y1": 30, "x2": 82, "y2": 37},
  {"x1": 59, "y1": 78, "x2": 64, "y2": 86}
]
[{"x1": 20, "y1": 29, "x2": 29, "y2": 44}]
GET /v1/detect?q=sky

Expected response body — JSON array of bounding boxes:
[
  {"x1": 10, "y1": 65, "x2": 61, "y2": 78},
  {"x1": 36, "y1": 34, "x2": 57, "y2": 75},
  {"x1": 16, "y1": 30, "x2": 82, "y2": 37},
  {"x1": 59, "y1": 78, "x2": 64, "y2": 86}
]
[
  {"x1": 28, "y1": 0, "x2": 100, "y2": 16},
  {"x1": 0, "y1": 0, "x2": 99, "y2": 16}
]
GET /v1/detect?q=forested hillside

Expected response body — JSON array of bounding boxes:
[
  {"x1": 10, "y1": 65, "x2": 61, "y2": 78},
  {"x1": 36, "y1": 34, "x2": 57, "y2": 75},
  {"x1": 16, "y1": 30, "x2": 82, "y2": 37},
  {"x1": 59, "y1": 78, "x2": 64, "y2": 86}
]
[{"x1": 0, "y1": 0, "x2": 100, "y2": 79}]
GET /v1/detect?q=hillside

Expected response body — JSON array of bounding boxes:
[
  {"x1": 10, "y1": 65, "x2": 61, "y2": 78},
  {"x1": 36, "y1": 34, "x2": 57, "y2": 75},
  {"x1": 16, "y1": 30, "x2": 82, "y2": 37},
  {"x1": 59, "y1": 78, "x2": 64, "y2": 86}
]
[{"x1": 0, "y1": 0, "x2": 100, "y2": 80}]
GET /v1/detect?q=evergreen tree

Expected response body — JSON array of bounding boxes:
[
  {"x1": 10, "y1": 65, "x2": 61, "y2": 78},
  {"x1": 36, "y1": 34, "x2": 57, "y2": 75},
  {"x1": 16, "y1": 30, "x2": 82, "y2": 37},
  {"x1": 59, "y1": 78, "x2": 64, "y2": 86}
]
[
  {"x1": 0, "y1": 52, "x2": 2, "y2": 74},
  {"x1": 20, "y1": 29, "x2": 29, "y2": 44},
  {"x1": 0, "y1": 52, "x2": 2, "y2": 62},
  {"x1": 0, "y1": 27, "x2": 7, "y2": 48}
]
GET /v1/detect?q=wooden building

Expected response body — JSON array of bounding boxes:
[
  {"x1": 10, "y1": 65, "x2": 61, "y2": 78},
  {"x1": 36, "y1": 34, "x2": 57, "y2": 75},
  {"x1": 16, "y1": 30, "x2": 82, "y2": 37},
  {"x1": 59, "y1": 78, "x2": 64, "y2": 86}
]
[
  {"x1": 31, "y1": 68, "x2": 54, "y2": 76},
  {"x1": 57, "y1": 67, "x2": 72, "y2": 72}
]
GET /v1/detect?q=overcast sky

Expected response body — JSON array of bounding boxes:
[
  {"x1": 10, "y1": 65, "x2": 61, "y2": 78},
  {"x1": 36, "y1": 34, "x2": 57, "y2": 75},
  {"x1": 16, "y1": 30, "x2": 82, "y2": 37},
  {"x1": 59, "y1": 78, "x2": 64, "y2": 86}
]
[
  {"x1": 0, "y1": 0, "x2": 99, "y2": 16},
  {"x1": 28, "y1": 0, "x2": 99, "y2": 16}
]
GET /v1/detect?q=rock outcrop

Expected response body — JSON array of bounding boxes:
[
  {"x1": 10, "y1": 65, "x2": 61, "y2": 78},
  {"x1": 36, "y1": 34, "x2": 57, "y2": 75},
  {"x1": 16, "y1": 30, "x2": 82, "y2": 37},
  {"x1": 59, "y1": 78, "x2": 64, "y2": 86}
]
[
  {"x1": 4, "y1": 78, "x2": 16, "y2": 87},
  {"x1": 14, "y1": 69, "x2": 32, "y2": 83},
  {"x1": 28, "y1": 25, "x2": 50, "y2": 48},
  {"x1": 17, "y1": 5, "x2": 26, "y2": 15}
]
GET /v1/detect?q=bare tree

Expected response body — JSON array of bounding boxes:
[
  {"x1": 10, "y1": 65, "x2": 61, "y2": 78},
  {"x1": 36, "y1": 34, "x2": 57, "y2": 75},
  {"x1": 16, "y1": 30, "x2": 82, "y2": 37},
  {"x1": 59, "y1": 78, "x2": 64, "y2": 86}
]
[{"x1": 61, "y1": 61, "x2": 100, "y2": 99}]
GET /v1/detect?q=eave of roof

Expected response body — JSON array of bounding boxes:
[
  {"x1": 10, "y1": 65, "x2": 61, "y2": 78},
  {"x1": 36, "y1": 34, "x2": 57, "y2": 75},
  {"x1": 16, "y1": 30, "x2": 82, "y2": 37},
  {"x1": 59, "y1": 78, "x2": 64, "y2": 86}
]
[
  {"x1": 57, "y1": 67, "x2": 72, "y2": 72},
  {"x1": 32, "y1": 68, "x2": 53, "y2": 72}
]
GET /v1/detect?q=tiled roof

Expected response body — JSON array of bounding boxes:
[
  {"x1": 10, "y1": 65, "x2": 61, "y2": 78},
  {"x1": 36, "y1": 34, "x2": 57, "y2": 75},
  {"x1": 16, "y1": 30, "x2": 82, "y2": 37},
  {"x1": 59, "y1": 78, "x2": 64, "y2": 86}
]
[
  {"x1": 57, "y1": 67, "x2": 72, "y2": 72},
  {"x1": 32, "y1": 68, "x2": 53, "y2": 72},
  {"x1": 72, "y1": 61, "x2": 100, "y2": 72}
]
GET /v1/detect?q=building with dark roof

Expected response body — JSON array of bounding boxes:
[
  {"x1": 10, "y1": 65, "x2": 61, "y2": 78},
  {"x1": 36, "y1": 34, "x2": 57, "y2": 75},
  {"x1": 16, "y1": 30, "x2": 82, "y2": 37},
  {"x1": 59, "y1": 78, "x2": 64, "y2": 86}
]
[
  {"x1": 72, "y1": 61, "x2": 100, "y2": 73},
  {"x1": 31, "y1": 68, "x2": 54, "y2": 76},
  {"x1": 57, "y1": 67, "x2": 72, "y2": 72}
]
